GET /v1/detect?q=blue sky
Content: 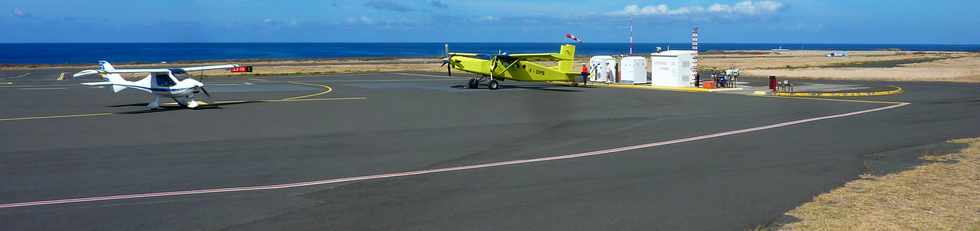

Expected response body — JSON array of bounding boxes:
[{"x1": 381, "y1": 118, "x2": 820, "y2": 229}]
[{"x1": 2, "y1": 0, "x2": 978, "y2": 43}]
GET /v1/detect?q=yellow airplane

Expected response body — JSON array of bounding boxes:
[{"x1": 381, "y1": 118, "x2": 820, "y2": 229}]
[{"x1": 441, "y1": 44, "x2": 582, "y2": 90}]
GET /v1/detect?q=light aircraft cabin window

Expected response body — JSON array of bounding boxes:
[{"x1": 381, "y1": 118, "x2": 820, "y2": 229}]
[
  {"x1": 155, "y1": 73, "x2": 176, "y2": 87},
  {"x1": 173, "y1": 72, "x2": 190, "y2": 80}
]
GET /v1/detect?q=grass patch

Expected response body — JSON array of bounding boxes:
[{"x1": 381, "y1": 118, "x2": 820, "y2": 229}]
[{"x1": 773, "y1": 138, "x2": 980, "y2": 230}]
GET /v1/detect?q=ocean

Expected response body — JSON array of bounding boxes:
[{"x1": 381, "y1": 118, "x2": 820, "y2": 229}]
[{"x1": 1, "y1": 43, "x2": 978, "y2": 64}]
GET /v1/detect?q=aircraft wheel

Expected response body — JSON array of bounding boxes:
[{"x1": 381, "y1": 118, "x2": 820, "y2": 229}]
[
  {"x1": 488, "y1": 80, "x2": 500, "y2": 90},
  {"x1": 467, "y1": 79, "x2": 478, "y2": 89}
]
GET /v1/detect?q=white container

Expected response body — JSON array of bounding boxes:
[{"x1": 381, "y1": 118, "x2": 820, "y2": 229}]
[
  {"x1": 619, "y1": 56, "x2": 647, "y2": 84},
  {"x1": 589, "y1": 56, "x2": 617, "y2": 83},
  {"x1": 651, "y1": 50, "x2": 697, "y2": 87}
]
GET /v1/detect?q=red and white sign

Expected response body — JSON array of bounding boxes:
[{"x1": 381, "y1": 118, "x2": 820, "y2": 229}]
[{"x1": 231, "y1": 66, "x2": 253, "y2": 73}]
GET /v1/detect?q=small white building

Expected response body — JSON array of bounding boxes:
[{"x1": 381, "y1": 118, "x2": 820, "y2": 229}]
[
  {"x1": 619, "y1": 56, "x2": 647, "y2": 84},
  {"x1": 827, "y1": 50, "x2": 849, "y2": 57},
  {"x1": 589, "y1": 56, "x2": 617, "y2": 83},
  {"x1": 650, "y1": 50, "x2": 697, "y2": 87}
]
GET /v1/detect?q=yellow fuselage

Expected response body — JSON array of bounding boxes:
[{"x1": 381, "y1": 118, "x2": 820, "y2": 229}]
[{"x1": 448, "y1": 44, "x2": 581, "y2": 82}]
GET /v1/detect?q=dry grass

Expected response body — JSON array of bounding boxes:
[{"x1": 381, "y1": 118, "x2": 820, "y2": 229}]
[{"x1": 776, "y1": 138, "x2": 980, "y2": 231}]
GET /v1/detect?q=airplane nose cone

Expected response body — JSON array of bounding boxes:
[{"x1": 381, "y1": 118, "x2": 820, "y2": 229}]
[{"x1": 185, "y1": 79, "x2": 204, "y2": 87}]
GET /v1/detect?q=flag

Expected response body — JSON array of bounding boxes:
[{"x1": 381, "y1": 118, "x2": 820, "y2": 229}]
[{"x1": 565, "y1": 33, "x2": 582, "y2": 43}]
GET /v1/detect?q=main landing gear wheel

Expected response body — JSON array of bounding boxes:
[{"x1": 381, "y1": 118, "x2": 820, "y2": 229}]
[
  {"x1": 187, "y1": 100, "x2": 200, "y2": 109},
  {"x1": 488, "y1": 80, "x2": 500, "y2": 90},
  {"x1": 467, "y1": 79, "x2": 479, "y2": 89}
]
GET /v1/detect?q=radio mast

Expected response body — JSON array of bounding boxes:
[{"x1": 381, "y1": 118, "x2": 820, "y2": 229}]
[
  {"x1": 629, "y1": 15, "x2": 634, "y2": 55},
  {"x1": 691, "y1": 27, "x2": 699, "y2": 53}
]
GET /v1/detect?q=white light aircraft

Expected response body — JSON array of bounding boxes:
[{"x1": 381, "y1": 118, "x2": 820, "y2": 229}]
[{"x1": 73, "y1": 61, "x2": 240, "y2": 109}]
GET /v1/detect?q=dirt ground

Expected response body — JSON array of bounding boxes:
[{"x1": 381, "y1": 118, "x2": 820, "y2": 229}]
[
  {"x1": 4, "y1": 50, "x2": 979, "y2": 83},
  {"x1": 699, "y1": 51, "x2": 980, "y2": 83}
]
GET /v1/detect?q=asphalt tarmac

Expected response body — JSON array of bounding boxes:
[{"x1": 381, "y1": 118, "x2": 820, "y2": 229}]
[{"x1": 0, "y1": 71, "x2": 978, "y2": 230}]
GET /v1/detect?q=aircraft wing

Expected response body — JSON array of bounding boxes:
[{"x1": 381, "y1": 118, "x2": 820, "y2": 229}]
[
  {"x1": 106, "y1": 65, "x2": 238, "y2": 74},
  {"x1": 76, "y1": 65, "x2": 239, "y2": 76},
  {"x1": 179, "y1": 64, "x2": 239, "y2": 72},
  {"x1": 505, "y1": 53, "x2": 565, "y2": 61},
  {"x1": 72, "y1": 69, "x2": 170, "y2": 78},
  {"x1": 104, "y1": 69, "x2": 173, "y2": 73},
  {"x1": 448, "y1": 53, "x2": 481, "y2": 57},
  {"x1": 450, "y1": 53, "x2": 558, "y2": 61}
]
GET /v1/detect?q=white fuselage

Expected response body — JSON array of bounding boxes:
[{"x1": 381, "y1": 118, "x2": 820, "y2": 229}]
[{"x1": 75, "y1": 60, "x2": 236, "y2": 109}]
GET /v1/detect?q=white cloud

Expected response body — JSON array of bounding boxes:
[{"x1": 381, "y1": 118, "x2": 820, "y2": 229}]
[
  {"x1": 345, "y1": 16, "x2": 375, "y2": 25},
  {"x1": 478, "y1": 16, "x2": 499, "y2": 22},
  {"x1": 261, "y1": 18, "x2": 300, "y2": 28},
  {"x1": 615, "y1": 1, "x2": 784, "y2": 16},
  {"x1": 708, "y1": 1, "x2": 784, "y2": 15}
]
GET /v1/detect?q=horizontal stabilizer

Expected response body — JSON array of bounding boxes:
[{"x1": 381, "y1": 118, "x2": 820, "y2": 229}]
[
  {"x1": 81, "y1": 82, "x2": 127, "y2": 92},
  {"x1": 73, "y1": 70, "x2": 100, "y2": 78}
]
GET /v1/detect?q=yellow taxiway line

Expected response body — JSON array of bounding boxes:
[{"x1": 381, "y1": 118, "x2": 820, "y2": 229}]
[
  {"x1": 0, "y1": 82, "x2": 355, "y2": 123},
  {"x1": 548, "y1": 81, "x2": 714, "y2": 93},
  {"x1": 281, "y1": 81, "x2": 333, "y2": 100},
  {"x1": 56, "y1": 72, "x2": 65, "y2": 81},
  {"x1": 0, "y1": 113, "x2": 114, "y2": 122},
  {"x1": 775, "y1": 86, "x2": 904, "y2": 97}
]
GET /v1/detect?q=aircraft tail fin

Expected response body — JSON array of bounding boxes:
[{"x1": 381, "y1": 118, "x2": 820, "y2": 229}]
[
  {"x1": 103, "y1": 74, "x2": 128, "y2": 93},
  {"x1": 98, "y1": 60, "x2": 116, "y2": 71},
  {"x1": 96, "y1": 61, "x2": 128, "y2": 93},
  {"x1": 558, "y1": 44, "x2": 576, "y2": 72}
]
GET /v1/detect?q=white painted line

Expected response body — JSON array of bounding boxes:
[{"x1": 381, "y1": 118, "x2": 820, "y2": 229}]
[
  {"x1": 19, "y1": 87, "x2": 68, "y2": 90},
  {"x1": 160, "y1": 97, "x2": 367, "y2": 106},
  {"x1": 5, "y1": 73, "x2": 30, "y2": 79},
  {"x1": 0, "y1": 84, "x2": 82, "y2": 88},
  {"x1": 0, "y1": 102, "x2": 909, "y2": 209},
  {"x1": 57, "y1": 72, "x2": 65, "y2": 81}
]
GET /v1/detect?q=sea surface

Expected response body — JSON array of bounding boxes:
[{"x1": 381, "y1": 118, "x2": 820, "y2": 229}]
[{"x1": 1, "y1": 43, "x2": 978, "y2": 64}]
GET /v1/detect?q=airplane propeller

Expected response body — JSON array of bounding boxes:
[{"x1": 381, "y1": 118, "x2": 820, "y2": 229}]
[
  {"x1": 195, "y1": 86, "x2": 211, "y2": 97},
  {"x1": 441, "y1": 43, "x2": 452, "y2": 77}
]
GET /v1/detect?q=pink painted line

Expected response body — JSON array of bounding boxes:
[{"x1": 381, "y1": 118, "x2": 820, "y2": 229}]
[{"x1": 0, "y1": 102, "x2": 910, "y2": 209}]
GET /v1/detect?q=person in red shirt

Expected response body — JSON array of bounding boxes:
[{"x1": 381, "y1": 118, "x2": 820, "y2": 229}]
[{"x1": 580, "y1": 64, "x2": 589, "y2": 86}]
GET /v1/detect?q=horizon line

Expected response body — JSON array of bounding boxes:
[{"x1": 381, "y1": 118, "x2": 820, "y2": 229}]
[{"x1": 1, "y1": 42, "x2": 978, "y2": 46}]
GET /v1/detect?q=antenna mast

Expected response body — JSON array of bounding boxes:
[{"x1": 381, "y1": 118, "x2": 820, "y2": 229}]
[
  {"x1": 691, "y1": 27, "x2": 699, "y2": 52},
  {"x1": 629, "y1": 15, "x2": 634, "y2": 55}
]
